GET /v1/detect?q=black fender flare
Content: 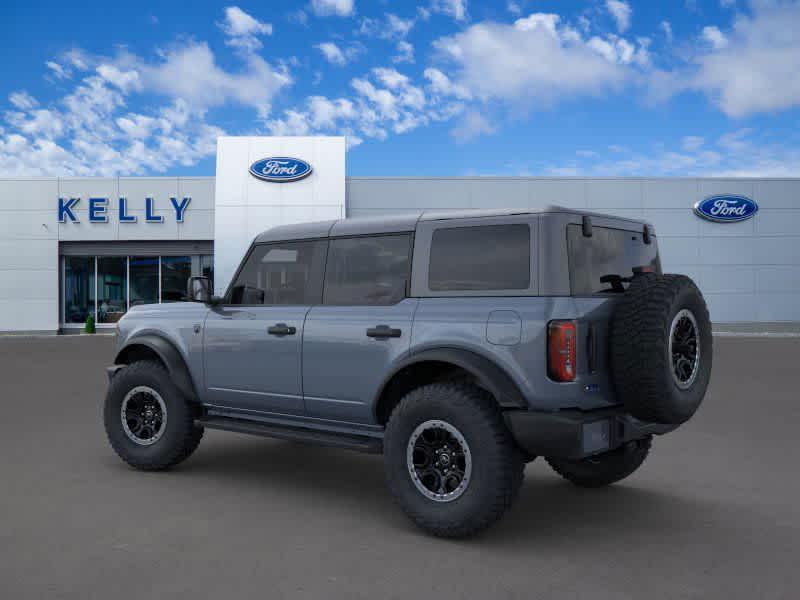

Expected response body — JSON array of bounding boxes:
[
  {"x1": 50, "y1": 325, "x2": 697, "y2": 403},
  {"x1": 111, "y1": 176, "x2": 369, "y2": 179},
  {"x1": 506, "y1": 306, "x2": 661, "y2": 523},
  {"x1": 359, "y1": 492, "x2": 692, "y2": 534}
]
[
  {"x1": 114, "y1": 334, "x2": 198, "y2": 402},
  {"x1": 374, "y1": 347, "x2": 529, "y2": 411}
]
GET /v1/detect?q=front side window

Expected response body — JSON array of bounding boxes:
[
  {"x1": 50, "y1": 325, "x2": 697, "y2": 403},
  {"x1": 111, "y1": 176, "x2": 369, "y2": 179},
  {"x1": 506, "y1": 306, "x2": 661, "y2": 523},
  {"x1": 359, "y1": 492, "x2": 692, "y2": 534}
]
[
  {"x1": 229, "y1": 241, "x2": 327, "y2": 305},
  {"x1": 567, "y1": 224, "x2": 661, "y2": 295},
  {"x1": 428, "y1": 224, "x2": 531, "y2": 291},
  {"x1": 323, "y1": 234, "x2": 411, "y2": 305}
]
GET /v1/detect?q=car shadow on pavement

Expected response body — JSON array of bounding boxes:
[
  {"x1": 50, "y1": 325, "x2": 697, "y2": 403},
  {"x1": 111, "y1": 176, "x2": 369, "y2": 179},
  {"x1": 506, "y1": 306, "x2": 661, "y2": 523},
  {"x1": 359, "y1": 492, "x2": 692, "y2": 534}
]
[{"x1": 148, "y1": 432, "x2": 722, "y2": 547}]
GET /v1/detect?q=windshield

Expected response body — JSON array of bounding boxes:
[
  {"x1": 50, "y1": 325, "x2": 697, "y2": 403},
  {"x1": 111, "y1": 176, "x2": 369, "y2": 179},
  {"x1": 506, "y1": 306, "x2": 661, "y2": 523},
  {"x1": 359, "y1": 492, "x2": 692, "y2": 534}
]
[{"x1": 567, "y1": 224, "x2": 661, "y2": 294}]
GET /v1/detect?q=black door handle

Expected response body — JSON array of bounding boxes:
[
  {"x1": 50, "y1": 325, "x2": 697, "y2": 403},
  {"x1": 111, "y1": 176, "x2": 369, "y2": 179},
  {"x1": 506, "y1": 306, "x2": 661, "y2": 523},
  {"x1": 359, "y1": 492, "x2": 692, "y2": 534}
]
[
  {"x1": 268, "y1": 323, "x2": 296, "y2": 336},
  {"x1": 366, "y1": 325, "x2": 402, "y2": 339}
]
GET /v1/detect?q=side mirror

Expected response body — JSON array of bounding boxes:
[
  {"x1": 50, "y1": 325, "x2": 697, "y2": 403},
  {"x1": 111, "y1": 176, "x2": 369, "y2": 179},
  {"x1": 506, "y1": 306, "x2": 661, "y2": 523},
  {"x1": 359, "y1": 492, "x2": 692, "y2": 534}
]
[{"x1": 187, "y1": 276, "x2": 212, "y2": 304}]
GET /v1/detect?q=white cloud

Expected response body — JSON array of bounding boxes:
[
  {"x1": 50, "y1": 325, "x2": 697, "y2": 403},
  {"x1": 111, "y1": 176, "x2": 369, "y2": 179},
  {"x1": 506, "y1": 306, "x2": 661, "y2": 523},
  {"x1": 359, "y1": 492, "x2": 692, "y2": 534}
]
[
  {"x1": 507, "y1": 1, "x2": 522, "y2": 16},
  {"x1": 432, "y1": 13, "x2": 638, "y2": 107},
  {"x1": 218, "y1": 6, "x2": 272, "y2": 51},
  {"x1": 314, "y1": 42, "x2": 363, "y2": 66},
  {"x1": 660, "y1": 20, "x2": 673, "y2": 42},
  {"x1": 430, "y1": 0, "x2": 468, "y2": 21},
  {"x1": 9, "y1": 91, "x2": 38, "y2": 111},
  {"x1": 546, "y1": 128, "x2": 800, "y2": 177},
  {"x1": 701, "y1": 25, "x2": 728, "y2": 49},
  {"x1": 682, "y1": 135, "x2": 705, "y2": 152},
  {"x1": 606, "y1": 0, "x2": 632, "y2": 33},
  {"x1": 45, "y1": 61, "x2": 71, "y2": 80},
  {"x1": 720, "y1": 0, "x2": 736, "y2": 7},
  {"x1": 310, "y1": 0, "x2": 354, "y2": 17},
  {"x1": 423, "y1": 67, "x2": 472, "y2": 100},
  {"x1": 386, "y1": 14, "x2": 415, "y2": 38},
  {"x1": 691, "y1": 1, "x2": 800, "y2": 116},
  {"x1": 451, "y1": 110, "x2": 496, "y2": 142},
  {"x1": 393, "y1": 41, "x2": 415, "y2": 63},
  {"x1": 0, "y1": 32, "x2": 288, "y2": 175}
]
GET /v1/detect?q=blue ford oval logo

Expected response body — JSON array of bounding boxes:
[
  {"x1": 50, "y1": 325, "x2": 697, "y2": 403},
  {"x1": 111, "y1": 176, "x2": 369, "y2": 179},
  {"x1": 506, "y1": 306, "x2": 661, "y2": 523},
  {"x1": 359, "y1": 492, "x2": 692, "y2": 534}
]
[
  {"x1": 249, "y1": 157, "x2": 313, "y2": 183},
  {"x1": 693, "y1": 195, "x2": 758, "y2": 223}
]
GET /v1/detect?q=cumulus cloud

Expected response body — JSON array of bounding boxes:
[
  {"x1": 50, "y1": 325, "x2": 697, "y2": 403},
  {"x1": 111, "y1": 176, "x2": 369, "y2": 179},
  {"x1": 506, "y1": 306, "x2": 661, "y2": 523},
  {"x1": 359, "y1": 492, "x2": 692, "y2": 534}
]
[
  {"x1": 310, "y1": 0, "x2": 354, "y2": 17},
  {"x1": 393, "y1": 41, "x2": 415, "y2": 63},
  {"x1": 606, "y1": 0, "x2": 632, "y2": 33},
  {"x1": 430, "y1": 0, "x2": 468, "y2": 21},
  {"x1": 691, "y1": 1, "x2": 800, "y2": 116},
  {"x1": 314, "y1": 42, "x2": 363, "y2": 66},
  {"x1": 0, "y1": 9, "x2": 289, "y2": 176},
  {"x1": 701, "y1": 25, "x2": 728, "y2": 49},
  {"x1": 217, "y1": 6, "x2": 273, "y2": 51},
  {"x1": 431, "y1": 13, "x2": 643, "y2": 107}
]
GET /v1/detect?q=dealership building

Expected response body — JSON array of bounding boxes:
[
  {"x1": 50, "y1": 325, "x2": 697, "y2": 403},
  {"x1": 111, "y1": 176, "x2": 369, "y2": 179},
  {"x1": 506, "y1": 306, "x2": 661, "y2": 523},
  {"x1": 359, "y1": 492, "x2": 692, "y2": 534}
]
[{"x1": 0, "y1": 136, "x2": 798, "y2": 334}]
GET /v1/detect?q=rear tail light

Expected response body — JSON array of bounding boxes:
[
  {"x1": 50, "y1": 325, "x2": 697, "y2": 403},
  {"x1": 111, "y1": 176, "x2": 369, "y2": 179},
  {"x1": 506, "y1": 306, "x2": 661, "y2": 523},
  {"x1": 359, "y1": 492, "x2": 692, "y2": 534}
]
[{"x1": 548, "y1": 320, "x2": 577, "y2": 382}]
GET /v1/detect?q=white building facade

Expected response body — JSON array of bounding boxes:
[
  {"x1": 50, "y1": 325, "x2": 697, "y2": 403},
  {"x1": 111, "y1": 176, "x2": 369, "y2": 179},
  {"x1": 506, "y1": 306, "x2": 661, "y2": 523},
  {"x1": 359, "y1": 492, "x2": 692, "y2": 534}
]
[{"x1": 0, "y1": 136, "x2": 798, "y2": 334}]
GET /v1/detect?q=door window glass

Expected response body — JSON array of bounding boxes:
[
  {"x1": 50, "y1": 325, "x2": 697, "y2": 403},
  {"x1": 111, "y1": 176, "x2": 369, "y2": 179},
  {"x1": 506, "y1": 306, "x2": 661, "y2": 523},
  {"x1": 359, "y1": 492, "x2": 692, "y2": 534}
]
[
  {"x1": 64, "y1": 256, "x2": 95, "y2": 324},
  {"x1": 428, "y1": 224, "x2": 530, "y2": 291},
  {"x1": 129, "y1": 256, "x2": 158, "y2": 307},
  {"x1": 323, "y1": 235, "x2": 411, "y2": 305},
  {"x1": 97, "y1": 257, "x2": 127, "y2": 323},
  {"x1": 229, "y1": 241, "x2": 327, "y2": 305}
]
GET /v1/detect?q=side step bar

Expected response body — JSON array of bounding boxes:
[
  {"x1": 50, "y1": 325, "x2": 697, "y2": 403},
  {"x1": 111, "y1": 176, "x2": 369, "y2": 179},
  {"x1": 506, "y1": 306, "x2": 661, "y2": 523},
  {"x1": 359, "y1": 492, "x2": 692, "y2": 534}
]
[{"x1": 195, "y1": 415, "x2": 383, "y2": 454}]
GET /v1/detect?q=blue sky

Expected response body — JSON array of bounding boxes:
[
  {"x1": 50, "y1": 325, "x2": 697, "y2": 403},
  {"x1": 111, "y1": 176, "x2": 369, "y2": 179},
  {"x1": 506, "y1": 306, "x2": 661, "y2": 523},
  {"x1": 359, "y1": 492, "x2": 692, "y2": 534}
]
[{"x1": 1, "y1": 0, "x2": 798, "y2": 177}]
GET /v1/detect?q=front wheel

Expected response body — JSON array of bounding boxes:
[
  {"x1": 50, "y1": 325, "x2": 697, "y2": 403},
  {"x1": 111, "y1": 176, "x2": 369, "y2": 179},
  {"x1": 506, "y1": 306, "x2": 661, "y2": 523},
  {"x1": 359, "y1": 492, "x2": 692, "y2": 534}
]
[
  {"x1": 546, "y1": 436, "x2": 651, "y2": 488},
  {"x1": 104, "y1": 360, "x2": 204, "y2": 471},
  {"x1": 384, "y1": 382, "x2": 524, "y2": 538}
]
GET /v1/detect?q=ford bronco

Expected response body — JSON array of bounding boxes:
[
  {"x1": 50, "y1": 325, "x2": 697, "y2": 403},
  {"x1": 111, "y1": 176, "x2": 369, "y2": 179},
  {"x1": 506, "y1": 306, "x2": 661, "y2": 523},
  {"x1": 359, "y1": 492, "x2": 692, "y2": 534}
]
[{"x1": 104, "y1": 207, "x2": 712, "y2": 537}]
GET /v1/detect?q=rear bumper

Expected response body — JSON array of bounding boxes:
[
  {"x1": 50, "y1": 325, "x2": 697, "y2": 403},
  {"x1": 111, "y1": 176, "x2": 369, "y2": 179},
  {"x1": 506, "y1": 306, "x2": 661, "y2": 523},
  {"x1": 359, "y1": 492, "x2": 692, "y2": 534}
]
[{"x1": 504, "y1": 407, "x2": 677, "y2": 461}]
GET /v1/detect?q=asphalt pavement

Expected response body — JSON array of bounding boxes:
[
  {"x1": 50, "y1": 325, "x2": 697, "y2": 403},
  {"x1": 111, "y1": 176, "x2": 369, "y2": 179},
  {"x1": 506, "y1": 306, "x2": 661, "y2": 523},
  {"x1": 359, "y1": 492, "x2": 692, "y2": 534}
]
[{"x1": 0, "y1": 335, "x2": 798, "y2": 599}]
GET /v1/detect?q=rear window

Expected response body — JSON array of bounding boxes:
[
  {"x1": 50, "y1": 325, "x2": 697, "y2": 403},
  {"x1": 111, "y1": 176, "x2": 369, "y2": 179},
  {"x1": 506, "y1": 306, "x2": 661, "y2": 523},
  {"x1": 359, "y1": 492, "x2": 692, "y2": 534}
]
[
  {"x1": 567, "y1": 224, "x2": 661, "y2": 295},
  {"x1": 323, "y1": 234, "x2": 411, "y2": 305},
  {"x1": 428, "y1": 224, "x2": 530, "y2": 291}
]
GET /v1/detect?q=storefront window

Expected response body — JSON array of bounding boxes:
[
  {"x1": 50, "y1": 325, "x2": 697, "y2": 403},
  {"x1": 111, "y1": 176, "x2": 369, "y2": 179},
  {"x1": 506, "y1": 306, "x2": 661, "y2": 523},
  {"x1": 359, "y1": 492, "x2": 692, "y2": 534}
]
[
  {"x1": 129, "y1": 256, "x2": 159, "y2": 307},
  {"x1": 64, "y1": 256, "x2": 95, "y2": 324},
  {"x1": 161, "y1": 256, "x2": 191, "y2": 302},
  {"x1": 97, "y1": 257, "x2": 128, "y2": 323}
]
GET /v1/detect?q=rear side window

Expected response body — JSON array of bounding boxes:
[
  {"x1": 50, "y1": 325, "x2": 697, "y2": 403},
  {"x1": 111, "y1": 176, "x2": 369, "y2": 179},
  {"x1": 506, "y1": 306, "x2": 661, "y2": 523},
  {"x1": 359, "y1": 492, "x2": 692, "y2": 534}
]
[
  {"x1": 229, "y1": 240, "x2": 327, "y2": 305},
  {"x1": 567, "y1": 224, "x2": 661, "y2": 295},
  {"x1": 428, "y1": 224, "x2": 530, "y2": 291},
  {"x1": 323, "y1": 234, "x2": 411, "y2": 305}
]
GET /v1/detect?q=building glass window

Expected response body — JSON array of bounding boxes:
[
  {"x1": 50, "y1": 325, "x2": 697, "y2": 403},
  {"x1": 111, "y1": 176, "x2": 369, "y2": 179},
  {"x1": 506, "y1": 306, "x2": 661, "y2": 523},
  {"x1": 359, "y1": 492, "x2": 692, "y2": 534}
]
[
  {"x1": 64, "y1": 256, "x2": 95, "y2": 324},
  {"x1": 161, "y1": 256, "x2": 192, "y2": 302},
  {"x1": 129, "y1": 256, "x2": 159, "y2": 307},
  {"x1": 97, "y1": 257, "x2": 127, "y2": 323}
]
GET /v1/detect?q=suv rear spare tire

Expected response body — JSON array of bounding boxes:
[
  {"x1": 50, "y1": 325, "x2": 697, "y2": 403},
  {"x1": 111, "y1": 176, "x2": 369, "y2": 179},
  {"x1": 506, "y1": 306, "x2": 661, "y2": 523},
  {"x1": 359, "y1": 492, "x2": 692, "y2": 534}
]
[{"x1": 610, "y1": 273, "x2": 712, "y2": 425}]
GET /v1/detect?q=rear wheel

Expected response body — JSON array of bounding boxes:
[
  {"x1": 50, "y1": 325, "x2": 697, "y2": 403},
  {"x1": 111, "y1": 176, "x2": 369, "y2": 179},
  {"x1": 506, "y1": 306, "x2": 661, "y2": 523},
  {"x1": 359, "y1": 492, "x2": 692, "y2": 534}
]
[
  {"x1": 384, "y1": 382, "x2": 524, "y2": 538},
  {"x1": 546, "y1": 436, "x2": 651, "y2": 488},
  {"x1": 104, "y1": 360, "x2": 204, "y2": 470}
]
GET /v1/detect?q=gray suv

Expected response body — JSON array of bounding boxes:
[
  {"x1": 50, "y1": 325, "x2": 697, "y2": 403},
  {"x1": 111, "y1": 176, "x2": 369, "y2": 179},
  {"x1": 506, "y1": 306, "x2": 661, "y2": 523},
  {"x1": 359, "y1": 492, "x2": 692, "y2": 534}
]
[{"x1": 104, "y1": 207, "x2": 712, "y2": 537}]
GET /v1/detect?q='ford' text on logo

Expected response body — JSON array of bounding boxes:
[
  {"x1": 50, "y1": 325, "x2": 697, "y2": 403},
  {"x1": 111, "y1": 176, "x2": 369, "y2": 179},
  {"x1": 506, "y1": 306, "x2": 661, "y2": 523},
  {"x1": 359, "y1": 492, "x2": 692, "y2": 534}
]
[
  {"x1": 693, "y1": 195, "x2": 758, "y2": 223},
  {"x1": 249, "y1": 157, "x2": 313, "y2": 182}
]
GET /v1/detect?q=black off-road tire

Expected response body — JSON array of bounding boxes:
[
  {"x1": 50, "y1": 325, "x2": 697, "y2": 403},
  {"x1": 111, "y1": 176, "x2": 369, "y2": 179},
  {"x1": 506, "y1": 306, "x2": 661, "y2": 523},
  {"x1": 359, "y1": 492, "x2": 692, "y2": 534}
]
[
  {"x1": 104, "y1": 360, "x2": 204, "y2": 471},
  {"x1": 384, "y1": 382, "x2": 525, "y2": 538},
  {"x1": 546, "y1": 436, "x2": 651, "y2": 488},
  {"x1": 611, "y1": 273, "x2": 712, "y2": 425}
]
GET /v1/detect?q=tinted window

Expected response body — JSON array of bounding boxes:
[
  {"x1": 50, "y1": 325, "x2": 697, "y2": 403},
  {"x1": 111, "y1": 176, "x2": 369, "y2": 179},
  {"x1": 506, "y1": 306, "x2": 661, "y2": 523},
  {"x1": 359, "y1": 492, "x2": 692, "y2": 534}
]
[
  {"x1": 428, "y1": 224, "x2": 530, "y2": 291},
  {"x1": 229, "y1": 241, "x2": 327, "y2": 305},
  {"x1": 323, "y1": 235, "x2": 411, "y2": 305},
  {"x1": 567, "y1": 224, "x2": 661, "y2": 295}
]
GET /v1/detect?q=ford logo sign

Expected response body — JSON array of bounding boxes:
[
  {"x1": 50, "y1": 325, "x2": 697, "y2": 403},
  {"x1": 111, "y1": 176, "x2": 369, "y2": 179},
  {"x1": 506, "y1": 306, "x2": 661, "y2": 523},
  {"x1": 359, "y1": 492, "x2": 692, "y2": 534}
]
[
  {"x1": 693, "y1": 195, "x2": 758, "y2": 223},
  {"x1": 249, "y1": 157, "x2": 313, "y2": 183}
]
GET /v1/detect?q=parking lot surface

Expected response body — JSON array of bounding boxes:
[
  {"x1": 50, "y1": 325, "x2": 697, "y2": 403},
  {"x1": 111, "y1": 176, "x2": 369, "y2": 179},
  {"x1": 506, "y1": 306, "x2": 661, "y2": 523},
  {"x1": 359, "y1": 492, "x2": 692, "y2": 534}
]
[{"x1": 1, "y1": 335, "x2": 798, "y2": 599}]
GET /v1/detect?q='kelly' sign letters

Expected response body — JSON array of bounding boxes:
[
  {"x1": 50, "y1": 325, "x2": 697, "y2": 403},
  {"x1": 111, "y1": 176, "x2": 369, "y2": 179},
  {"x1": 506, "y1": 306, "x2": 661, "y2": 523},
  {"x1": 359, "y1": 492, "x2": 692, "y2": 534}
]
[{"x1": 58, "y1": 197, "x2": 191, "y2": 224}]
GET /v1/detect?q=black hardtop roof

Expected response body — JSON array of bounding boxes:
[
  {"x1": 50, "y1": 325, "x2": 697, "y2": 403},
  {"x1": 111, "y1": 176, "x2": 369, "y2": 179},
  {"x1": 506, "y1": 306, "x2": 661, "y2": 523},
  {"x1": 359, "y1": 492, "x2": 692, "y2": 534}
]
[{"x1": 253, "y1": 206, "x2": 650, "y2": 243}]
